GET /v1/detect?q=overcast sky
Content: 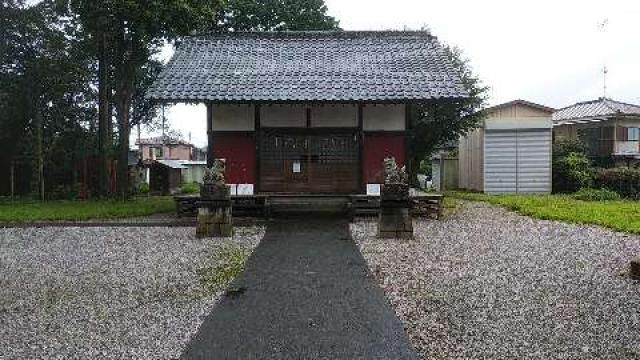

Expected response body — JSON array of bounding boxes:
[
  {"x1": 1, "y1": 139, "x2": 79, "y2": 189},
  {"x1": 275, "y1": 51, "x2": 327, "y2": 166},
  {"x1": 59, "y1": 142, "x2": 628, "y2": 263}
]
[{"x1": 150, "y1": 0, "x2": 640, "y2": 147}]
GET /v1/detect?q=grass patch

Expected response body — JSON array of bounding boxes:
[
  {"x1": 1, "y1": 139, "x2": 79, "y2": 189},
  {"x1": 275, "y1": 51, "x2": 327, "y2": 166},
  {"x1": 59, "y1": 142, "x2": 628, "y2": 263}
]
[
  {"x1": 448, "y1": 191, "x2": 640, "y2": 234},
  {"x1": 197, "y1": 246, "x2": 249, "y2": 293},
  {"x1": 0, "y1": 197, "x2": 175, "y2": 222}
]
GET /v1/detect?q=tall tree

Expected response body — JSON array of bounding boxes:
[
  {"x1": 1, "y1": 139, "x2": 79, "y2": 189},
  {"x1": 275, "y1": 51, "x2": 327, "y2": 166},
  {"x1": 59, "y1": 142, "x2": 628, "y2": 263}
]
[
  {"x1": 1, "y1": 0, "x2": 97, "y2": 198},
  {"x1": 407, "y1": 45, "x2": 489, "y2": 185},
  {"x1": 67, "y1": 0, "x2": 221, "y2": 198},
  {"x1": 217, "y1": 0, "x2": 339, "y2": 31}
]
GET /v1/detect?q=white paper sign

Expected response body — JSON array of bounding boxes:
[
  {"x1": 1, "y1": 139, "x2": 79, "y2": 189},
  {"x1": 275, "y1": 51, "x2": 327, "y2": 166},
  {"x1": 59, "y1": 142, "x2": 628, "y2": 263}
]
[
  {"x1": 366, "y1": 184, "x2": 381, "y2": 196},
  {"x1": 292, "y1": 160, "x2": 301, "y2": 173},
  {"x1": 237, "y1": 184, "x2": 254, "y2": 195}
]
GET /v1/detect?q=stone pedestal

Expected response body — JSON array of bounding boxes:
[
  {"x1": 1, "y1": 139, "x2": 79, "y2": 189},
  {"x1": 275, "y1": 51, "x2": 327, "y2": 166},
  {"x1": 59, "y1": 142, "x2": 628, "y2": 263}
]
[
  {"x1": 377, "y1": 183, "x2": 413, "y2": 239},
  {"x1": 631, "y1": 257, "x2": 640, "y2": 280},
  {"x1": 196, "y1": 185, "x2": 232, "y2": 238}
]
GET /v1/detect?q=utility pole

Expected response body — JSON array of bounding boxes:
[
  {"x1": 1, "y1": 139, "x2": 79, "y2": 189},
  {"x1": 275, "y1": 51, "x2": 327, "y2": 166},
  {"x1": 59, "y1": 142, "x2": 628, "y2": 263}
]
[{"x1": 598, "y1": 18, "x2": 609, "y2": 98}]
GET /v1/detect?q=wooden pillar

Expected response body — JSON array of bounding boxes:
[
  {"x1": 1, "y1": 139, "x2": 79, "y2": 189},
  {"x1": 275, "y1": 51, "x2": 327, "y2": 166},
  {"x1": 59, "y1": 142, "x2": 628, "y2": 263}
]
[
  {"x1": 254, "y1": 104, "x2": 261, "y2": 193},
  {"x1": 357, "y1": 104, "x2": 364, "y2": 194},
  {"x1": 207, "y1": 103, "x2": 214, "y2": 167},
  {"x1": 404, "y1": 104, "x2": 411, "y2": 178}
]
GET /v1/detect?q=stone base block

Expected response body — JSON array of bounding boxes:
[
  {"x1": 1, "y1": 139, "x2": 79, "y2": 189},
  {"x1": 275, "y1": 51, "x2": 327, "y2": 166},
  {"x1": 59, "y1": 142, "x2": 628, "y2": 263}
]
[
  {"x1": 377, "y1": 206, "x2": 413, "y2": 239},
  {"x1": 631, "y1": 257, "x2": 640, "y2": 280},
  {"x1": 196, "y1": 206, "x2": 233, "y2": 238}
]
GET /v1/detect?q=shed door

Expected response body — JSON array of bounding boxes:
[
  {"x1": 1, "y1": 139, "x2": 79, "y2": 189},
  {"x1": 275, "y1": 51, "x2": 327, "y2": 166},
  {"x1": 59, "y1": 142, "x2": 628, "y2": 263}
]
[
  {"x1": 484, "y1": 129, "x2": 551, "y2": 194},
  {"x1": 516, "y1": 129, "x2": 551, "y2": 193},
  {"x1": 484, "y1": 130, "x2": 518, "y2": 194},
  {"x1": 259, "y1": 130, "x2": 359, "y2": 193}
]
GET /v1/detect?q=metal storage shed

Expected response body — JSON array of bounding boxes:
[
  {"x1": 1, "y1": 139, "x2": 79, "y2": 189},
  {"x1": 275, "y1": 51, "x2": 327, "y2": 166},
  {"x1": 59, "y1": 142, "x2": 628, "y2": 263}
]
[{"x1": 458, "y1": 100, "x2": 554, "y2": 194}]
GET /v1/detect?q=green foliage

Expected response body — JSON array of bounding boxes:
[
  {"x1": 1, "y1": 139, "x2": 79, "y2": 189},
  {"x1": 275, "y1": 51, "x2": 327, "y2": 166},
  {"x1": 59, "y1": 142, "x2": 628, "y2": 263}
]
[
  {"x1": 197, "y1": 246, "x2": 248, "y2": 292},
  {"x1": 408, "y1": 43, "x2": 489, "y2": 185},
  {"x1": 595, "y1": 167, "x2": 640, "y2": 199},
  {"x1": 448, "y1": 191, "x2": 640, "y2": 234},
  {"x1": 1, "y1": 0, "x2": 97, "y2": 197},
  {"x1": 552, "y1": 138, "x2": 586, "y2": 158},
  {"x1": 552, "y1": 140, "x2": 593, "y2": 193},
  {"x1": 0, "y1": 197, "x2": 174, "y2": 222},
  {"x1": 180, "y1": 181, "x2": 200, "y2": 194},
  {"x1": 418, "y1": 160, "x2": 432, "y2": 176},
  {"x1": 572, "y1": 188, "x2": 621, "y2": 201},
  {"x1": 216, "y1": 0, "x2": 339, "y2": 31},
  {"x1": 139, "y1": 182, "x2": 150, "y2": 194}
]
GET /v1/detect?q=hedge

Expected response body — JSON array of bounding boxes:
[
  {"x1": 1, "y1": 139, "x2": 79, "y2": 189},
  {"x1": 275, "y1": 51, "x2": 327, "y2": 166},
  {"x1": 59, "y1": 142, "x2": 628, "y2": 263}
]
[{"x1": 595, "y1": 167, "x2": 640, "y2": 199}]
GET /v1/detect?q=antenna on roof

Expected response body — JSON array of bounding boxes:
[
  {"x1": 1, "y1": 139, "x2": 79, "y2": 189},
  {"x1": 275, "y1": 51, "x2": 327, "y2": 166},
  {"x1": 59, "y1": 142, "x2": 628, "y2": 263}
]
[{"x1": 598, "y1": 18, "x2": 609, "y2": 98}]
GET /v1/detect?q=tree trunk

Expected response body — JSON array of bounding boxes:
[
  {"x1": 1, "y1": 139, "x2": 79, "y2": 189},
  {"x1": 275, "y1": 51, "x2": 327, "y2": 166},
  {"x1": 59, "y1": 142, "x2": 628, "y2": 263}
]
[
  {"x1": 34, "y1": 104, "x2": 44, "y2": 201},
  {"x1": 97, "y1": 32, "x2": 110, "y2": 198},
  {"x1": 408, "y1": 156, "x2": 421, "y2": 188},
  {"x1": 115, "y1": 95, "x2": 131, "y2": 199},
  {"x1": 10, "y1": 161, "x2": 15, "y2": 200}
]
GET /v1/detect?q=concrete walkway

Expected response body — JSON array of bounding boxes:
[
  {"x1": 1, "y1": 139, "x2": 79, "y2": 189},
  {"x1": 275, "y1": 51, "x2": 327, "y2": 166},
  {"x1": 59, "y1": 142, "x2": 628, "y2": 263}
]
[{"x1": 182, "y1": 216, "x2": 418, "y2": 359}]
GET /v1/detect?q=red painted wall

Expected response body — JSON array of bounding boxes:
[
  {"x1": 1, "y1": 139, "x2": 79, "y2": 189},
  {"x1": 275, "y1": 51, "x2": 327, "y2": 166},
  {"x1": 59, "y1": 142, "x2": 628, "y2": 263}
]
[
  {"x1": 213, "y1": 134, "x2": 256, "y2": 184},
  {"x1": 363, "y1": 134, "x2": 405, "y2": 184}
]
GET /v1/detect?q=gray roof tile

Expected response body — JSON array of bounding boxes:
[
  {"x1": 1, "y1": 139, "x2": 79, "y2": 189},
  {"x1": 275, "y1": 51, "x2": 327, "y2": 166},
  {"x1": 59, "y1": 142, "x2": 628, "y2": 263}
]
[
  {"x1": 147, "y1": 31, "x2": 467, "y2": 102},
  {"x1": 553, "y1": 98, "x2": 640, "y2": 122}
]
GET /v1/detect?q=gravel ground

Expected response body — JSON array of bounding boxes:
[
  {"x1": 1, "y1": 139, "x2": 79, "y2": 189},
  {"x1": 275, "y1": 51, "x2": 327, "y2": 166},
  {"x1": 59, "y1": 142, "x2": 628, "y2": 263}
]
[
  {"x1": 351, "y1": 201, "x2": 640, "y2": 359},
  {"x1": 0, "y1": 225, "x2": 264, "y2": 359}
]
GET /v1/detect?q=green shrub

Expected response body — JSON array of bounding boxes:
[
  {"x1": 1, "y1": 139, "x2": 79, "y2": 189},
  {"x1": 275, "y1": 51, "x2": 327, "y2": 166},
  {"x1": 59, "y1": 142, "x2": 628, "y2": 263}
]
[
  {"x1": 572, "y1": 188, "x2": 621, "y2": 201},
  {"x1": 552, "y1": 151, "x2": 593, "y2": 193},
  {"x1": 595, "y1": 167, "x2": 640, "y2": 199},
  {"x1": 139, "y1": 182, "x2": 150, "y2": 194},
  {"x1": 553, "y1": 138, "x2": 587, "y2": 158},
  {"x1": 179, "y1": 181, "x2": 200, "y2": 194},
  {"x1": 47, "y1": 184, "x2": 80, "y2": 200}
]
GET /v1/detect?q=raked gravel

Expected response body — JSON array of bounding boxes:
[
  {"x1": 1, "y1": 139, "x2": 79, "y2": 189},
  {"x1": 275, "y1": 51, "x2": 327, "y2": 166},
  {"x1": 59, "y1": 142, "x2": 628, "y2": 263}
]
[
  {"x1": 351, "y1": 201, "x2": 640, "y2": 360},
  {"x1": 0, "y1": 225, "x2": 264, "y2": 359}
]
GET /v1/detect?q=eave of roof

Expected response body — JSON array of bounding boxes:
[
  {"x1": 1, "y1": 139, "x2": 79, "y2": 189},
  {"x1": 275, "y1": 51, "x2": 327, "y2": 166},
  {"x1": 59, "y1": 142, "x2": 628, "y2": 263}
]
[{"x1": 147, "y1": 31, "x2": 468, "y2": 103}]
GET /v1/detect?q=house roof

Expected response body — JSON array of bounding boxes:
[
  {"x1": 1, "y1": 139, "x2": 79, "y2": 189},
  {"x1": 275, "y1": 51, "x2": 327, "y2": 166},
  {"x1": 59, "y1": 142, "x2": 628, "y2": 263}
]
[
  {"x1": 553, "y1": 98, "x2": 640, "y2": 123},
  {"x1": 136, "y1": 135, "x2": 192, "y2": 146},
  {"x1": 156, "y1": 160, "x2": 188, "y2": 169},
  {"x1": 156, "y1": 159, "x2": 207, "y2": 169},
  {"x1": 146, "y1": 31, "x2": 468, "y2": 103},
  {"x1": 485, "y1": 99, "x2": 555, "y2": 114}
]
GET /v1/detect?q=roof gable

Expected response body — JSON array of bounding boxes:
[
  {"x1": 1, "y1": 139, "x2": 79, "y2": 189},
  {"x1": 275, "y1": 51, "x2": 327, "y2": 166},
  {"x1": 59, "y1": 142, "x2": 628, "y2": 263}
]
[
  {"x1": 147, "y1": 31, "x2": 467, "y2": 103},
  {"x1": 485, "y1": 100, "x2": 554, "y2": 116}
]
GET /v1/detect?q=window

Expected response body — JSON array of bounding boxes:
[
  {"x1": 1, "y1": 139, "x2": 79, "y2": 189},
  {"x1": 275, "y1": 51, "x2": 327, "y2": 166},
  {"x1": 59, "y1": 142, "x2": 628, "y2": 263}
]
[
  {"x1": 628, "y1": 128, "x2": 639, "y2": 141},
  {"x1": 149, "y1": 146, "x2": 163, "y2": 159}
]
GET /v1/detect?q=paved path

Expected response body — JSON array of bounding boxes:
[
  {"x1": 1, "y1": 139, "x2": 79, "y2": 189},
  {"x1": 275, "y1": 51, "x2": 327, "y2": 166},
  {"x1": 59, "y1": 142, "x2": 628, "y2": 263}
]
[{"x1": 182, "y1": 216, "x2": 418, "y2": 359}]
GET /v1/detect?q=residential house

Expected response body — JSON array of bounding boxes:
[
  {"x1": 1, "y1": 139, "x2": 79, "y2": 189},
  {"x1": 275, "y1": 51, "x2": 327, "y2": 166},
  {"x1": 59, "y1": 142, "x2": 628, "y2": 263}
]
[
  {"x1": 136, "y1": 135, "x2": 194, "y2": 162},
  {"x1": 136, "y1": 135, "x2": 195, "y2": 184},
  {"x1": 553, "y1": 98, "x2": 640, "y2": 166},
  {"x1": 146, "y1": 31, "x2": 467, "y2": 195}
]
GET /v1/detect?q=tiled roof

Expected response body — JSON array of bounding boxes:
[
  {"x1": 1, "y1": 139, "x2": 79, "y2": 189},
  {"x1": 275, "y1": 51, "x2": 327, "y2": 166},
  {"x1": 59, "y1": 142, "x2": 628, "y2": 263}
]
[
  {"x1": 146, "y1": 31, "x2": 467, "y2": 103},
  {"x1": 553, "y1": 98, "x2": 640, "y2": 122},
  {"x1": 136, "y1": 135, "x2": 191, "y2": 146}
]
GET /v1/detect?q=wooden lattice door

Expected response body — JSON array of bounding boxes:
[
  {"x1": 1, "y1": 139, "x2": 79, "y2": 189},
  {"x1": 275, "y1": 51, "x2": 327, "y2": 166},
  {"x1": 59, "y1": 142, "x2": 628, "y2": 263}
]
[{"x1": 259, "y1": 130, "x2": 359, "y2": 193}]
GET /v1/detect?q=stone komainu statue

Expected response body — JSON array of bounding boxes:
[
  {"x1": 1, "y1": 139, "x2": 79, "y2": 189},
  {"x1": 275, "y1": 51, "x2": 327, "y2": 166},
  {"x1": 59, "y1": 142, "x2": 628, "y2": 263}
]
[
  {"x1": 383, "y1": 156, "x2": 408, "y2": 184},
  {"x1": 203, "y1": 159, "x2": 226, "y2": 186}
]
